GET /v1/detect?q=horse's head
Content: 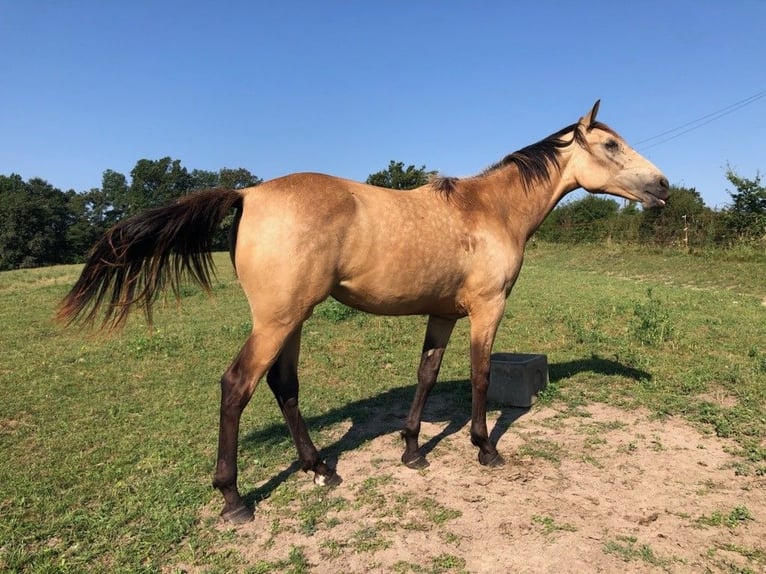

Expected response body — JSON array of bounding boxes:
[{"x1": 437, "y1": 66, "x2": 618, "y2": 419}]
[{"x1": 568, "y1": 101, "x2": 669, "y2": 208}]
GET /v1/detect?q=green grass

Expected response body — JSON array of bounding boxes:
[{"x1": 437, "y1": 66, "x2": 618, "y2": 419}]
[
  {"x1": 1, "y1": 243, "x2": 764, "y2": 571},
  {"x1": 697, "y1": 506, "x2": 754, "y2": 529},
  {"x1": 245, "y1": 546, "x2": 310, "y2": 574},
  {"x1": 531, "y1": 514, "x2": 577, "y2": 536},
  {"x1": 603, "y1": 535, "x2": 671, "y2": 567},
  {"x1": 393, "y1": 554, "x2": 468, "y2": 574},
  {"x1": 517, "y1": 437, "x2": 564, "y2": 465}
]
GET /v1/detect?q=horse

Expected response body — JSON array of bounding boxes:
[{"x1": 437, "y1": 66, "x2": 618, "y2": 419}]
[{"x1": 58, "y1": 101, "x2": 669, "y2": 524}]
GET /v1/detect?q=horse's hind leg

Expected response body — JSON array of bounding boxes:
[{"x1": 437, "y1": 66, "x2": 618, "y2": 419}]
[
  {"x1": 212, "y1": 327, "x2": 295, "y2": 524},
  {"x1": 266, "y1": 328, "x2": 341, "y2": 487},
  {"x1": 401, "y1": 315, "x2": 456, "y2": 469}
]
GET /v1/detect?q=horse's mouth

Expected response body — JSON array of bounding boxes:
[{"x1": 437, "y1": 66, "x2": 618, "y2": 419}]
[
  {"x1": 640, "y1": 185, "x2": 669, "y2": 208},
  {"x1": 642, "y1": 192, "x2": 666, "y2": 208}
]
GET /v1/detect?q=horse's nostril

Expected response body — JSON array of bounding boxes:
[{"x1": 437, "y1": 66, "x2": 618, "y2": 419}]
[{"x1": 659, "y1": 176, "x2": 670, "y2": 190}]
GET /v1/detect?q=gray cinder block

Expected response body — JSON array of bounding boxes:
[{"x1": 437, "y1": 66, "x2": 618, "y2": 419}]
[{"x1": 488, "y1": 353, "x2": 548, "y2": 407}]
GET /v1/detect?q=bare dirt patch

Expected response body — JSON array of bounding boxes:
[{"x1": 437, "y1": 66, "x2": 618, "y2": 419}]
[{"x1": 202, "y1": 402, "x2": 766, "y2": 573}]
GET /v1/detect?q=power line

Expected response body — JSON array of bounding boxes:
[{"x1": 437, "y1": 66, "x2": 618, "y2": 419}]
[
  {"x1": 636, "y1": 90, "x2": 766, "y2": 151},
  {"x1": 636, "y1": 90, "x2": 766, "y2": 145}
]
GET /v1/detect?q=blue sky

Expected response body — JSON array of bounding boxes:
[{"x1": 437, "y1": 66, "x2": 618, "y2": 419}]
[{"x1": 1, "y1": 1, "x2": 764, "y2": 209}]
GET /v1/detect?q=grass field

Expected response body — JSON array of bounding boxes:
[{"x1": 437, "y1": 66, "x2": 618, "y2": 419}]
[{"x1": 1, "y1": 243, "x2": 764, "y2": 572}]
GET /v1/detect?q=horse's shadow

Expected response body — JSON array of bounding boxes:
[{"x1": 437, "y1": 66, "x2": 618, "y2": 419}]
[{"x1": 240, "y1": 354, "x2": 649, "y2": 505}]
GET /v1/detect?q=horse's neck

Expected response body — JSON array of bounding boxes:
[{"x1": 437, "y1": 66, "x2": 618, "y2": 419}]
[
  {"x1": 525, "y1": 177, "x2": 576, "y2": 240},
  {"x1": 484, "y1": 164, "x2": 575, "y2": 242}
]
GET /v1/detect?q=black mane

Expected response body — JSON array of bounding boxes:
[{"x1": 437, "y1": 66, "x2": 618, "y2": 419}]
[
  {"x1": 484, "y1": 123, "x2": 583, "y2": 189},
  {"x1": 430, "y1": 120, "x2": 615, "y2": 196}
]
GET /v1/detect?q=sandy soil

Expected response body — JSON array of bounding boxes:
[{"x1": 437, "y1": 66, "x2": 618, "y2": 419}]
[{"x1": 193, "y1": 400, "x2": 766, "y2": 573}]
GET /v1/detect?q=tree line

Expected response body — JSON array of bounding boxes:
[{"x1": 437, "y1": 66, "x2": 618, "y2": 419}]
[
  {"x1": 536, "y1": 170, "x2": 765, "y2": 248},
  {"x1": 0, "y1": 159, "x2": 763, "y2": 271},
  {"x1": 0, "y1": 159, "x2": 261, "y2": 270}
]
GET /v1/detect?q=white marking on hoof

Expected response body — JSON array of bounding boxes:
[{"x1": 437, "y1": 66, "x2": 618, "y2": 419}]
[{"x1": 314, "y1": 473, "x2": 327, "y2": 486}]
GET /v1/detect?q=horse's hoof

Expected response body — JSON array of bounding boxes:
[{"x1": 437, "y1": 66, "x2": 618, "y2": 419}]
[
  {"x1": 314, "y1": 471, "x2": 342, "y2": 488},
  {"x1": 220, "y1": 504, "x2": 254, "y2": 524},
  {"x1": 478, "y1": 451, "x2": 505, "y2": 467},
  {"x1": 402, "y1": 452, "x2": 430, "y2": 470}
]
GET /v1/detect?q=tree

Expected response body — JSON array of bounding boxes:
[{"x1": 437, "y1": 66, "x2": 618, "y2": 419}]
[
  {"x1": 0, "y1": 162, "x2": 263, "y2": 270},
  {"x1": 366, "y1": 161, "x2": 434, "y2": 190},
  {"x1": 101, "y1": 169, "x2": 129, "y2": 220},
  {"x1": 127, "y1": 157, "x2": 193, "y2": 214},
  {"x1": 187, "y1": 168, "x2": 263, "y2": 250},
  {"x1": 189, "y1": 169, "x2": 220, "y2": 190},
  {"x1": 0, "y1": 175, "x2": 70, "y2": 269},
  {"x1": 63, "y1": 186, "x2": 124, "y2": 261},
  {"x1": 64, "y1": 189, "x2": 99, "y2": 261},
  {"x1": 218, "y1": 167, "x2": 262, "y2": 190},
  {"x1": 724, "y1": 169, "x2": 765, "y2": 241},
  {"x1": 640, "y1": 186, "x2": 710, "y2": 246},
  {"x1": 537, "y1": 195, "x2": 620, "y2": 243},
  {"x1": 190, "y1": 167, "x2": 262, "y2": 191}
]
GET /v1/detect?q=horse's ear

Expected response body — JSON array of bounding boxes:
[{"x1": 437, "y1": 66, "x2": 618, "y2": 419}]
[{"x1": 580, "y1": 100, "x2": 601, "y2": 130}]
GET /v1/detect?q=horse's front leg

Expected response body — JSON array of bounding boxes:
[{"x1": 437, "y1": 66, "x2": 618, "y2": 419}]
[
  {"x1": 401, "y1": 315, "x2": 456, "y2": 469},
  {"x1": 468, "y1": 302, "x2": 506, "y2": 467}
]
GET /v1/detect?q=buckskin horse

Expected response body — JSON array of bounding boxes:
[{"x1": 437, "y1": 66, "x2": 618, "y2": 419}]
[{"x1": 59, "y1": 101, "x2": 669, "y2": 523}]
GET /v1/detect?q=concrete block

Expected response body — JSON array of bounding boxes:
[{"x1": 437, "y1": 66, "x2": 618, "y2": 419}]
[{"x1": 488, "y1": 353, "x2": 548, "y2": 407}]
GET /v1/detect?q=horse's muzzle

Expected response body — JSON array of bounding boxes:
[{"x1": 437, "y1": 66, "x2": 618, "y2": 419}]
[{"x1": 643, "y1": 175, "x2": 670, "y2": 207}]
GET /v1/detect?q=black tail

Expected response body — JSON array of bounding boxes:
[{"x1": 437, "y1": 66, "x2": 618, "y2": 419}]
[{"x1": 58, "y1": 188, "x2": 243, "y2": 330}]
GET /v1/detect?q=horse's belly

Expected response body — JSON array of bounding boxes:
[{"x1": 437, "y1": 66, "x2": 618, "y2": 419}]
[{"x1": 330, "y1": 275, "x2": 464, "y2": 317}]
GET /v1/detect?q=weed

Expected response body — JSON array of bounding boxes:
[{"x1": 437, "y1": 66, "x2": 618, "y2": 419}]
[
  {"x1": 125, "y1": 330, "x2": 183, "y2": 358},
  {"x1": 518, "y1": 437, "x2": 563, "y2": 465},
  {"x1": 297, "y1": 490, "x2": 347, "y2": 536},
  {"x1": 440, "y1": 530, "x2": 461, "y2": 545},
  {"x1": 178, "y1": 284, "x2": 204, "y2": 298},
  {"x1": 354, "y1": 474, "x2": 395, "y2": 510},
  {"x1": 618, "y1": 441, "x2": 639, "y2": 454},
  {"x1": 604, "y1": 535, "x2": 669, "y2": 567},
  {"x1": 564, "y1": 312, "x2": 606, "y2": 346},
  {"x1": 246, "y1": 545, "x2": 310, "y2": 574},
  {"x1": 350, "y1": 525, "x2": 392, "y2": 553},
  {"x1": 535, "y1": 382, "x2": 562, "y2": 405},
  {"x1": 314, "y1": 298, "x2": 360, "y2": 322},
  {"x1": 584, "y1": 436, "x2": 607, "y2": 449},
  {"x1": 268, "y1": 480, "x2": 301, "y2": 509},
  {"x1": 697, "y1": 506, "x2": 754, "y2": 528},
  {"x1": 580, "y1": 453, "x2": 604, "y2": 468},
  {"x1": 578, "y1": 419, "x2": 627, "y2": 435},
  {"x1": 418, "y1": 497, "x2": 462, "y2": 525},
  {"x1": 431, "y1": 553, "x2": 468, "y2": 573},
  {"x1": 715, "y1": 543, "x2": 766, "y2": 564},
  {"x1": 392, "y1": 562, "x2": 423, "y2": 573},
  {"x1": 393, "y1": 554, "x2": 469, "y2": 574},
  {"x1": 318, "y1": 539, "x2": 344, "y2": 559},
  {"x1": 630, "y1": 288, "x2": 674, "y2": 345},
  {"x1": 531, "y1": 514, "x2": 577, "y2": 536},
  {"x1": 321, "y1": 525, "x2": 392, "y2": 556},
  {"x1": 264, "y1": 481, "x2": 347, "y2": 536},
  {"x1": 219, "y1": 320, "x2": 252, "y2": 338}
]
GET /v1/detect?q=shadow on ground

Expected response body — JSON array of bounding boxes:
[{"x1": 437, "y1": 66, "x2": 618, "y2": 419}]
[{"x1": 240, "y1": 354, "x2": 650, "y2": 505}]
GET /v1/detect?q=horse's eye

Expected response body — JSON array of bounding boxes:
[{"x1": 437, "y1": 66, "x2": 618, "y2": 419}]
[{"x1": 604, "y1": 139, "x2": 619, "y2": 152}]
